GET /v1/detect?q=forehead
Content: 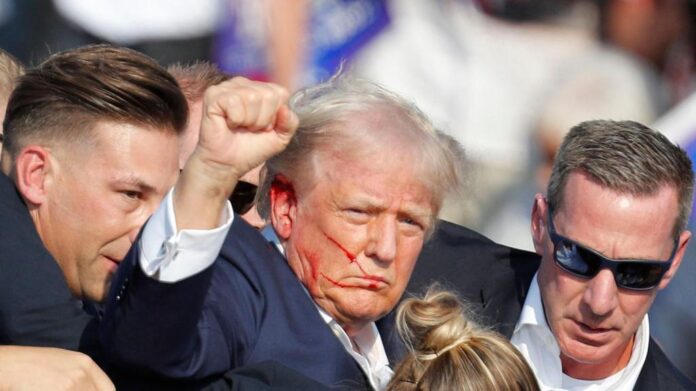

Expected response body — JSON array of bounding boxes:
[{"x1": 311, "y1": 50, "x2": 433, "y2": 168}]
[
  {"x1": 66, "y1": 121, "x2": 179, "y2": 186},
  {"x1": 310, "y1": 151, "x2": 433, "y2": 213},
  {"x1": 555, "y1": 172, "x2": 679, "y2": 259}
]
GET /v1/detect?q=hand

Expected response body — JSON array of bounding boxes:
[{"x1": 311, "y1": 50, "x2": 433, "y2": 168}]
[
  {"x1": 0, "y1": 346, "x2": 114, "y2": 391},
  {"x1": 195, "y1": 76, "x2": 298, "y2": 181},
  {"x1": 174, "y1": 77, "x2": 299, "y2": 230}
]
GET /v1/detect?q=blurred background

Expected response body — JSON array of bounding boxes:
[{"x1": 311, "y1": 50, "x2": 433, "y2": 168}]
[{"x1": 0, "y1": 0, "x2": 694, "y2": 382}]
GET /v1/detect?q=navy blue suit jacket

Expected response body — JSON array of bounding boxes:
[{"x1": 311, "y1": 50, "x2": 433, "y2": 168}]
[
  {"x1": 0, "y1": 172, "x2": 96, "y2": 351},
  {"x1": 102, "y1": 216, "x2": 397, "y2": 389}
]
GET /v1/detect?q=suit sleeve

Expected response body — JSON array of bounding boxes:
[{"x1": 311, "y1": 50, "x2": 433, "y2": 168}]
[{"x1": 100, "y1": 240, "x2": 233, "y2": 379}]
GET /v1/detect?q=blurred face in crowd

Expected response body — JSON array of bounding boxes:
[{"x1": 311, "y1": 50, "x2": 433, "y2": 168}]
[
  {"x1": 531, "y1": 171, "x2": 689, "y2": 379},
  {"x1": 30, "y1": 122, "x2": 179, "y2": 301},
  {"x1": 271, "y1": 129, "x2": 435, "y2": 335}
]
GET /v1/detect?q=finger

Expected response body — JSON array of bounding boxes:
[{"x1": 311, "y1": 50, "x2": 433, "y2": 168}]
[
  {"x1": 218, "y1": 92, "x2": 246, "y2": 131},
  {"x1": 238, "y1": 86, "x2": 262, "y2": 129},
  {"x1": 204, "y1": 84, "x2": 246, "y2": 129},
  {"x1": 274, "y1": 105, "x2": 300, "y2": 136},
  {"x1": 254, "y1": 85, "x2": 283, "y2": 131}
]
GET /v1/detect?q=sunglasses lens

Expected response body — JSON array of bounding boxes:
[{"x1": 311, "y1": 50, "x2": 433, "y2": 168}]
[
  {"x1": 230, "y1": 181, "x2": 258, "y2": 215},
  {"x1": 554, "y1": 239, "x2": 594, "y2": 276},
  {"x1": 615, "y1": 263, "x2": 666, "y2": 289}
]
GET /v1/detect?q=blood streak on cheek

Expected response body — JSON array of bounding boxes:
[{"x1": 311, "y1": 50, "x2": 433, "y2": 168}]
[
  {"x1": 320, "y1": 273, "x2": 360, "y2": 288},
  {"x1": 299, "y1": 247, "x2": 321, "y2": 289},
  {"x1": 323, "y1": 233, "x2": 356, "y2": 262},
  {"x1": 322, "y1": 232, "x2": 386, "y2": 288}
]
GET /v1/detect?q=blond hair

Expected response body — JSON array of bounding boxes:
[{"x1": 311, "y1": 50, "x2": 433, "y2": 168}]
[
  {"x1": 0, "y1": 49, "x2": 23, "y2": 136},
  {"x1": 388, "y1": 288, "x2": 539, "y2": 391}
]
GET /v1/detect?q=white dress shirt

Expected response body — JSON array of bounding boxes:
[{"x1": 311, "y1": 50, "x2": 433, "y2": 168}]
[
  {"x1": 140, "y1": 196, "x2": 393, "y2": 390},
  {"x1": 139, "y1": 189, "x2": 233, "y2": 282},
  {"x1": 511, "y1": 274, "x2": 649, "y2": 391}
]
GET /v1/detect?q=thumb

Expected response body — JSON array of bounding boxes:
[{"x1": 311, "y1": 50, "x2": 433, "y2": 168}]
[{"x1": 274, "y1": 105, "x2": 299, "y2": 137}]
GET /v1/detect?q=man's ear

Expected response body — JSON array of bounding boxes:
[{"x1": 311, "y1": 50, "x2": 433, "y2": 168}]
[
  {"x1": 531, "y1": 194, "x2": 548, "y2": 255},
  {"x1": 269, "y1": 175, "x2": 297, "y2": 240},
  {"x1": 658, "y1": 230, "x2": 691, "y2": 290},
  {"x1": 14, "y1": 146, "x2": 53, "y2": 206}
]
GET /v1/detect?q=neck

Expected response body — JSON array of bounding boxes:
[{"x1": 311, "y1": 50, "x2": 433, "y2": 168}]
[{"x1": 561, "y1": 334, "x2": 635, "y2": 380}]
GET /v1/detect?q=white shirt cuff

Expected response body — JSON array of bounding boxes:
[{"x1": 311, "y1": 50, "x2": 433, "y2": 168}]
[{"x1": 139, "y1": 189, "x2": 233, "y2": 282}]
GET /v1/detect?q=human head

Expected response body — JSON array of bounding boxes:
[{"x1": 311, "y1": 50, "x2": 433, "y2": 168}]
[
  {"x1": 259, "y1": 74, "x2": 464, "y2": 334},
  {"x1": 388, "y1": 288, "x2": 540, "y2": 391},
  {"x1": 167, "y1": 61, "x2": 228, "y2": 168},
  {"x1": 532, "y1": 119, "x2": 693, "y2": 378},
  {"x1": 547, "y1": 120, "x2": 693, "y2": 239},
  {"x1": 3, "y1": 44, "x2": 188, "y2": 302},
  {"x1": 0, "y1": 49, "x2": 24, "y2": 154}
]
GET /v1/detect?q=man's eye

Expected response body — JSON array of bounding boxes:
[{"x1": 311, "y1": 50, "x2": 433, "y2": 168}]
[
  {"x1": 399, "y1": 216, "x2": 424, "y2": 230},
  {"x1": 122, "y1": 191, "x2": 141, "y2": 200}
]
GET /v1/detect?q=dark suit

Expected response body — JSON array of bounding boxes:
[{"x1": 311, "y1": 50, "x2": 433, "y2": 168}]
[
  {"x1": 0, "y1": 172, "x2": 316, "y2": 391},
  {"x1": 0, "y1": 172, "x2": 94, "y2": 350},
  {"x1": 102, "y1": 215, "x2": 397, "y2": 389},
  {"x1": 410, "y1": 220, "x2": 695, "y2": 390}
]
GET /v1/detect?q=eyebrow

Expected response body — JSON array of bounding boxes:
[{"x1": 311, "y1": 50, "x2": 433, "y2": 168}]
[
  {"x1": 347, "y1": 194, "x2": 433, "y2": 223},
  {"x1": 113, "y1": 175, "x2": 157, "y2": 194}
]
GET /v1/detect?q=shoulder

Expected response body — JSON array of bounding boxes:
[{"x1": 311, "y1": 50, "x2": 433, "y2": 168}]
[
  {"x1": 634, "y1": 338, "x2": 695, "y2": 391},
  {"x1": 412, "y1": 220, "x2": 540, "y2": 295}
]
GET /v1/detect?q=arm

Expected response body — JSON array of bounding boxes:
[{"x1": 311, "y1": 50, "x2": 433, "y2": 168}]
[{"x1": 101, "y1": 78, "x2": 298, "y2": 379}]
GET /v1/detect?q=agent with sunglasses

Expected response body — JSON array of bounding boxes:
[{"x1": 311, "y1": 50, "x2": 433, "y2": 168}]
[{"x1": 511, "y1": 120, "x2": 694, "y2": 390}]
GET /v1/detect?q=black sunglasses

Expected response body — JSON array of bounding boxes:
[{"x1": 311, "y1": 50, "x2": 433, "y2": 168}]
[
  {"x1": 230, "y1": 180, "x2": 258, "y2": 215},
  {"x1": 546, "y1": 208, "x2": 677, "y2": 290}
]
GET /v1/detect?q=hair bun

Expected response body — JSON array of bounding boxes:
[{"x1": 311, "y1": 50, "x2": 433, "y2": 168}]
[{"x1": 397, "y1": 287, "x2": 476, "y2": 357}]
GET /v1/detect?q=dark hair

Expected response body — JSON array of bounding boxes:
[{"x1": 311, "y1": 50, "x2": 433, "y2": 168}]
[
  {"x1": 3, "y1": 44, "x2": 188, "y2": 158},
  {"x1": 547, "y1": 120, "x2": 694, "y2": 239}
]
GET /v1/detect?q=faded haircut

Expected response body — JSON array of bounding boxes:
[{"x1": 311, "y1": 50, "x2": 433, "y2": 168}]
[
  {"x1": 547, "y1": 120, "x2": 694, "y2": 239},
  {"x1": 2, "y1": 44, "x2": 188, "y2": 161}
]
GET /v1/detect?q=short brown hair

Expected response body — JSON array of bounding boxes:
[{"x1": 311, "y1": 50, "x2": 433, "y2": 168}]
[
  {"x1": 167, "y1": 61, "x2": 229, "y2": 102},
  {"x1": 547, "y1": 120, "x2": 694, "y2": 239},
  {"x1": 3, "y1": 44, "x2": 188, "y2": 159}
]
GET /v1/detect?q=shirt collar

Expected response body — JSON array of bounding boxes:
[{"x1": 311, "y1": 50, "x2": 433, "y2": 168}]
[
  {"x1": 512, "y1": 273, "x2": 651, "y2": 390},
  {"x1": 514, "y1": 273, "x2": 546, "y2": 332}
]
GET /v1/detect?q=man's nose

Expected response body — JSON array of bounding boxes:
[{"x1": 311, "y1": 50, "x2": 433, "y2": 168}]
[
  {"x1": 364, "y1": 215, "x2": 397, "y2": 264},
  {"x1": 582, "y1": 268, "x2": 619, "y2": 317}
]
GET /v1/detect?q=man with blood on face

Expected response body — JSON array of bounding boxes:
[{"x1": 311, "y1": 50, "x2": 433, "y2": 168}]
[
  {"x1": 102, "y1": 74, "x2": 464, "y2": 390},
  {"x1": 512, "y1": 120, "x2": 695, "y2": 390}
]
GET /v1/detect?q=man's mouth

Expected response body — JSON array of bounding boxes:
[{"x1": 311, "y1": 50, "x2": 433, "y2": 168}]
[
  {"x1": 572, "y1": 320, "x2": 615, "y2": 344},
  {"x1": 321, "y1": 273, "x2": 389, "y2": 290},
  {"x1": 103, "y1": 255, "x2": 121, "y2": 271}
]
